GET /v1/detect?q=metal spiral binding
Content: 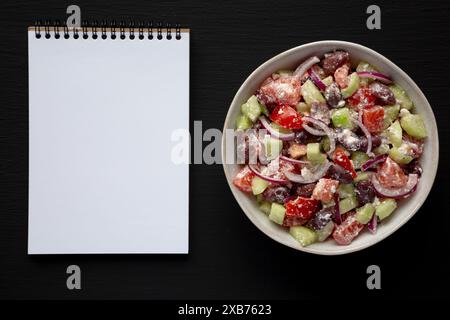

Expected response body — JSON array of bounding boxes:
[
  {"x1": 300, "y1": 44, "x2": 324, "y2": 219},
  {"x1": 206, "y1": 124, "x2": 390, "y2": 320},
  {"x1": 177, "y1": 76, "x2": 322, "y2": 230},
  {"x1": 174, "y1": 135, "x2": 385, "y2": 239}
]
[
  {"x1": 33, "y1": 20, "x2": 183, "y2": 40},
  {"x1": 35, "y1": 20, "x2": 41, "y2": 38},
  {"x1": 82, "y1": 20, "x2": 89, "y2": 39},
  {"x1": 92, "y1": 21, "x2": 98, "y2": 39},
  {"x1": 54, "y1": 20, "x2": 61, "y2": 39},
  {"x1": 110, "y1": 20, "x2": 117, "y2": 39},
  {"x1": 119, "y1": 20, "x2": 126, "y2": 40},
  {"x1": 157, "y1": 22, "x2": 163, "y2": 40},
  {"x1": 44, "y1": 20, "x2": 51, "y2": 39},
  {"x1": 148, "y1": 22, "x2": 154, "y2": 40},
  {"x1": 129, "y1": 21, "x2": 135, "y2": 40}
]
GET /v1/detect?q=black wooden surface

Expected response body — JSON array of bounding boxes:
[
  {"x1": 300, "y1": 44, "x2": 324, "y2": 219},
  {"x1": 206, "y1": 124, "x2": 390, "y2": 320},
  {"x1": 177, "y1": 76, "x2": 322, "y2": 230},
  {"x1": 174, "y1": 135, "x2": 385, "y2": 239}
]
[{"x1": 0, "y1": 0, "x2": 449, "y2": 299}]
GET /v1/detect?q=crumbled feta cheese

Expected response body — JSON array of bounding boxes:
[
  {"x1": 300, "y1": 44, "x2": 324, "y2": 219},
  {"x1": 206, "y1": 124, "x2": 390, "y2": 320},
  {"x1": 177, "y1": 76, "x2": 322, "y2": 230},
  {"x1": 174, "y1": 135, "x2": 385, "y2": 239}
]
[
  {"x1": 340, "y1": 129, "x2": 360, "y2": 146},
  {"x1": 397, "y1": 142, "x2": 414, "y2": 156},
  {"x1": 373, "y1": 197, "x2": 380, "y2": 207},
  {"x1": 301, "y1": 167, "x2": 313, "y2": 180}
]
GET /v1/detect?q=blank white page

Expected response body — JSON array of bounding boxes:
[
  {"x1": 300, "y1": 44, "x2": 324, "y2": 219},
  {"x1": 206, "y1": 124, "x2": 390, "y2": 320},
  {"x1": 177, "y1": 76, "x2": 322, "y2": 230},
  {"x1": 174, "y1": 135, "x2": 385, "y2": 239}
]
[{"x1": 28, "y1": 29, "x2": 189, "y2": 254}]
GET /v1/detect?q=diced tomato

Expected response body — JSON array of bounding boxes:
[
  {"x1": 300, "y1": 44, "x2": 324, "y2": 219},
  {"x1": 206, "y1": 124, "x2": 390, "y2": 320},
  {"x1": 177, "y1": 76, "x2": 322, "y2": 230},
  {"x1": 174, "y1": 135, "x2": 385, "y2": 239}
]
[
  {"x1": 312, "y1": 178, "x2": 339, "y2": 203},
  {"x1": 332, "y1": 146, "x2": 357, "y2": 178},
  {"x1": 332, "y1": 211, "x2": 364, "y2": 245},
  {"x1": 362, "y1": 105, "x2": 385, "y2": 133},
  {"x1": 377, "y1": 157, "x2": 408, "y2": 189},
  {"x1": 278, "y1": 159, "x2": 297, "y2": 175},
  {"x1": 334, "y1": 65, "x2": 350, "y2": 88},
  {"x1": 256, "y1": 75, "x2": 302, "y2": 107},
  {"x1": 232, "y1": 166, "x2": 255, "y2": 193},
  {"x1": 269, "y1": 105, "x2": 303, "y2": 129},
  {"x1": 284, "y1": 197, "x2": 320, "y2": 226},
  {"x1": 348, "y1": 87, "x2": 376, "y2": 109}
]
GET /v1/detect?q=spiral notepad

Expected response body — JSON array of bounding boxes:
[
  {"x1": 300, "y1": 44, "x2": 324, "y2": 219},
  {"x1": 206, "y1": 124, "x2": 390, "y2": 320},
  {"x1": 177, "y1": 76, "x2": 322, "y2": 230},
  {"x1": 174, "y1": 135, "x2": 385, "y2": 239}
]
[{"x1": 28, "y1": 22, "x2": 190, "y2": 254}]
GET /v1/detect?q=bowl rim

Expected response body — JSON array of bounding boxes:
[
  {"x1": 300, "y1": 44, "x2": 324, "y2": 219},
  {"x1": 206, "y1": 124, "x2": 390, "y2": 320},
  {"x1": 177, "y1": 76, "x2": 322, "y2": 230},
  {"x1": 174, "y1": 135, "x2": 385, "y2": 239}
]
[{"x1": 221, "y1": 40, "x2": 439, "y2": 255}]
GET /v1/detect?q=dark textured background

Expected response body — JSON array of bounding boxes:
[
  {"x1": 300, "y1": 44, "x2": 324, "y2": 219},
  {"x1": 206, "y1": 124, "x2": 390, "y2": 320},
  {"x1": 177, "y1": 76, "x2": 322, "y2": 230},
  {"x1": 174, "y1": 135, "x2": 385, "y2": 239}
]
[{"x1": 0, "y1": 0, "x2": 449, "y2": 300}]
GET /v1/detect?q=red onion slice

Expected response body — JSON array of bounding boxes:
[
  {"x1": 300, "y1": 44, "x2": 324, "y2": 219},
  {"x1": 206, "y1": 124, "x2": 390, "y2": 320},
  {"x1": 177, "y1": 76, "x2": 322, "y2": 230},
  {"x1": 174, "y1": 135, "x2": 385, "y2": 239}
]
[
  {"x1": 333, "y1": 192, "x2": 342, "y2": 225},
  {"x1": 248, "y1": 164, "x2": 288, "y2": 184},
  {"x1": 367, "y1": 213, "x2": 377, "y2": 234},
  {"x1": 293, "y1": 56, "x2": 320, "y2": 78},
  {"x1": 357, "y1": 71, "x2": 392, "y2": 84},
  {"x1": 371, "y1": 173, "x2": 418, "y2": 199},
  {"x1": 302, "y1": 116, "x2": 336, "y2": 154},
  {"x1": 361, "y1": 154, "x2": 388, "y2": 172},
  {"x1": 352, "y1": 118, "x2": 372, "y2": 155},
  {"x1": 308, "y1": 68, "x2": 326, "y2": 91},
  {"x1": 284, "y1": 160, "x2": 332, "y2": 184},
  {"x1": 303, "y1": 124, "x2": 327, "y2": 136},
  {"x1": 279, "y1": 155, "x2": 309, "y2": 165},
  {"x1": 259, "y1": 116, "x2": 295, "y2": 141}
]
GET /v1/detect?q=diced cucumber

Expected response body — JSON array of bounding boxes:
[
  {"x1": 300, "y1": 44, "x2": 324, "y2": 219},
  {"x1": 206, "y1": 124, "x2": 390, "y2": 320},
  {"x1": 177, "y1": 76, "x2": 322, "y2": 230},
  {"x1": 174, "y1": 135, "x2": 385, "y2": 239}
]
[
  {"x1": 256, "y1": 194, "x2": 264, "y2": 203},
  {"x1": 276, "y1": 69, "x2": 293, "y2": 77},
  {"x1": 354, "y1": 171, "x2": 370, "y2": 182},
  {"x1": 316, "y1": 221, "x2": 335, "y2": 242},
  {"x1": 373, "y1": 143, "x2": 390, "y2": 155},
  {"x1": 386, "y1": 120, "x2": 402, "y2": 147},
  {"x1": 270, "y1": 122, "x2": 293, "y2": 134},
  {"x1": 400, "y1": 114, "x2": 427, "y2": 139},
  {"x1": 356, "y1": 61, "x2": 378, "y2": 73},
  {"x1": 259, "y1": 201, "x2": 272, "y2": 215},
  {"x1": 241, "y1": 95, "x2": 262, "y2": 122},
  {"x1": 389, "y1": 146, "x2": 413, "y2": 164},
  {"x1": 356, "y1": 61, "x2": 378, "y2": 85},
  {"x1": 385, "y1": 104, "x2": 401, "y2": 119},
  {"x1": 236, "y1": 113, "x2": 252, "y2": 130},
  {"x1": 290, "y1": 226, "x2": 317, "y2": 247},
  {"x1": 260, "y1": 103, "x2": 269, "y2": 116},
  {"x1": 339, "y1": 183, "x2": 355, "y2": 199},
  {"x1": 389, "y1": 84, "x2": 413, "y2": 110},
  {"x1": 316, "y1": 154, "x2": 327, "y2": 164},
  {"x1": 322, "y1": 76, "x2": 334, "y2": 87},
  {"x1": 307, "y1": 142, "x2": 320, "y2": 158},
  {"x1": 384, "y1": 104, "x2": 401, "y2": 125},
  {"x1": 339, "y1": 196, "x2": 358, "y2": 214},
  {"x1": 321, "y1": 136, "x2": 331, "y2": 153},
  {"x1": 341, "y1": 73, "x2": 360, "y2": 98},
  {"x1": 331, "y1": 107, "x2": 353, "y2": 129},
  {"x1": 251, "y1": 176, "x2": 269, "y2": 195},
  {"x1": 263, "y1": 136, "x2": 283, "y2": 160},
  {"x1": 356, "y1": 203, "x2": 375, "y2": 224},
  {"x1": 375, "y1": 199, "x2": 397, "y2": 220},
  {"x1": 301, "y1": 79, "x2": 326, "y2": 105},
  {"x1": 307, "y1": 143, "x2": 326, "y2": 164},
  {"x1": 269, "y1": 203, "x2": 286, "y2": 225},
  {"x1": 351, "y1": 151, "x2": 370, "y2": 170},
  {"x1": 296, "y1": 102, "x2": 310, "y2": 113}
]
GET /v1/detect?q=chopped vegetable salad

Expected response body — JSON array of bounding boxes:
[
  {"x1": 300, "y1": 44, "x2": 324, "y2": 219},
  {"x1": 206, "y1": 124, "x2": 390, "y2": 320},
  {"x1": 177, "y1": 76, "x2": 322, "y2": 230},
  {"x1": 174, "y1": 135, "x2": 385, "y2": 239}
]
[{"x1": 233, "y1": 50, "x2": 427, "y2": 247}]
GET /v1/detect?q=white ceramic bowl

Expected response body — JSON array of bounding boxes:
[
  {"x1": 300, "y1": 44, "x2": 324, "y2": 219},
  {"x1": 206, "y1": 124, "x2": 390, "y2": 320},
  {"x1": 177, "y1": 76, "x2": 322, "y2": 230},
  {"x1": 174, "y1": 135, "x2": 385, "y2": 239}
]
[{"x1": 222, "y1": 40, "x2": 439, "y2": 255}]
